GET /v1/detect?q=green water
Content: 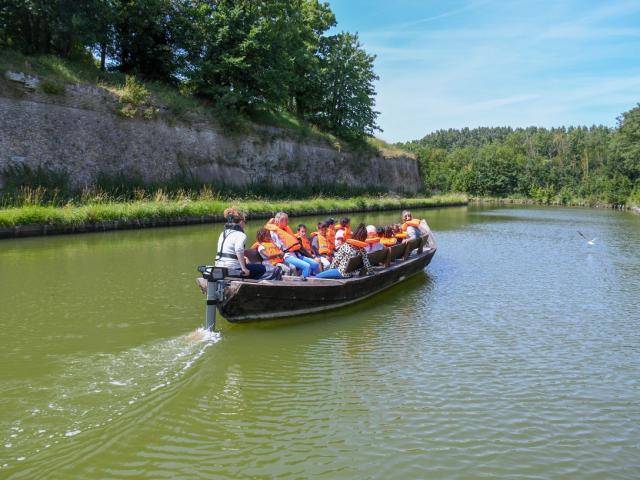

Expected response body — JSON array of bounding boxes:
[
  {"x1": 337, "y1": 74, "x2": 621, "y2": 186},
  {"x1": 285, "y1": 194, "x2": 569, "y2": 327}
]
[{"x1": 1, "y1": 206, "x2": 639, "y2": 479}]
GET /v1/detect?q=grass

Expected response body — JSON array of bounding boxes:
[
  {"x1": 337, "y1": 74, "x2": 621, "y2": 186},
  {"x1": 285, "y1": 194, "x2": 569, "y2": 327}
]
[
  {"x1": 0, "y1": 48, "x2": 414, "y2": 157},
  {"x1": 0, "y1": 191, "x2": 468, "y2": 228}
]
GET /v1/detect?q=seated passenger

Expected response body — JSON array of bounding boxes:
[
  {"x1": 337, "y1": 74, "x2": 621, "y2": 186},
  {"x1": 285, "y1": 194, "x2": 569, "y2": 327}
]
[
  {"x1": 334, "y1": 217, "x2": 351, "y2": 249},
  {"x1": 311, "y1": 221, "x2": 332, "y2": 269},
  {"x1": 255, "y1": 228, "x2": 292, "y2": 276},
  {"x1": 365, "y1": 225, "x2": 384, "y2": 253},
  {"x1": 393, "y1": 223, "x2": 409, "y2": 241},
  {"x1": 401, "y1": 210, "x2": 421, "y2": 239},
  {"x1": 214, "y1": 207, "x2": 266, "y2": 279},
  {"x1": 316, "y1": 223, "x2": 374, "y2": 279},
  {"x1": 380, "y1": 226, "x2": 398, "y2": 247},
  {"x1": 266, "y1": 211, "x2": 320, "y2": 279},
  {"x1": 296, "y1": 224, "x2": 322, "y2": 269},
  {"x1": 325, "y1": 217, "x2": 337, "y2": 253}
]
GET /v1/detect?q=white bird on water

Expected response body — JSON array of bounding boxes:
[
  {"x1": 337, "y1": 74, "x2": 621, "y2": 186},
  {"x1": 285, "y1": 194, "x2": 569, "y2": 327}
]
[{"x1": 578, "y1": 231, "x2": 597, "y2": 245}]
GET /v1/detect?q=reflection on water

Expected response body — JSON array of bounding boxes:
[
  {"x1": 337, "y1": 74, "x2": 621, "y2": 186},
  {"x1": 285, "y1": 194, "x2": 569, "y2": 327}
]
[{"x1": 1, "y1": 205, "x2": 639, "y2": 478}]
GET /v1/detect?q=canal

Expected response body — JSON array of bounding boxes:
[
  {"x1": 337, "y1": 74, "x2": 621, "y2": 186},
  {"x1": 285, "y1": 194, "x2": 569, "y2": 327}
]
[{"x1": 1, "y1": 205, "x2": 639, "y2": 478}]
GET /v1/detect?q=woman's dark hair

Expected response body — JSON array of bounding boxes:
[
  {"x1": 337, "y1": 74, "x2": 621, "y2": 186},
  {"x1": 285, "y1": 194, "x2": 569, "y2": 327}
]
[
  {"x1": 384, "y1": 226, "x2": 394, "y2": 237},
  {"x1": 340, "y1": 217, "x2": 350, "y2": 226},
  {"x1": 297, "y1": 223, "x2": 307, "y2": 231},
  {"x1": 317, "y1": 221, "x2": 327, "y2": 229},
  {"x1": 352, "y1": 223, "x2": 367, "y2": 242},
  {"x1": 325, "y1": 218, "x2": 335, "y2": 225},
  {"x1": 376, "y1": 226, "x2": 384, "y2": 236},
  {"x1": 223, "y1": 207, "x2": 245, "y2": 224},
  {"x1": 256, "y1": 228, "x2": 271, "y2": 242}
]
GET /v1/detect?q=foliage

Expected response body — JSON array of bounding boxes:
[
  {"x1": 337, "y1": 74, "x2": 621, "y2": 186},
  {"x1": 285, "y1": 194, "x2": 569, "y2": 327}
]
[
  {"x1": 401, "y1": 107, "x2": 640, "y2": 206},
  {"x1": 0, "y1": 192, "x2": 468, "y2": 228},
  {"x1": 0, "y1": 1, "x2": 380, "y2": 141}
]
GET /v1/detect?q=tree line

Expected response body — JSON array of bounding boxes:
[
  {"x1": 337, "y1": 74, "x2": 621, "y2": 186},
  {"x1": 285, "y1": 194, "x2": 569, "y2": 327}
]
[
  {"x1": 0, "y1": 0, "x2": 379, "y2": 140},
  {"x1": 401, "y1": 104, "x2": 640, "y2": 206}
]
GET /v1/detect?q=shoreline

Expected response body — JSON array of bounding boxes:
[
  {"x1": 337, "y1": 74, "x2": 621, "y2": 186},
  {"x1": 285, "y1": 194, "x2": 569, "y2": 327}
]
[
  {"x1": 0, "y1": 196, "x2": 467, "y2": 240},
  {"x1": 470, "y1": 196, "x2": 639, "y2": 211}
]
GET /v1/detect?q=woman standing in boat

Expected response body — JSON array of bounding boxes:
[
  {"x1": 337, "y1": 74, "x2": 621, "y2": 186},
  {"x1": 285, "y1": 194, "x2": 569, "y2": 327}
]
[
  {"x1": 215, "y1": 207, "x2": 266, "y2": 279},
  {"x1": 316, "y1": 224, "x2": 374, "y2": 279}
]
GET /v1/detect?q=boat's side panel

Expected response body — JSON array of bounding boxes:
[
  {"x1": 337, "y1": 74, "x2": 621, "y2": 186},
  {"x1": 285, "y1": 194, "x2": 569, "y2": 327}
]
[{"x1": 220, "y1": 248, "x2": 435, "y2": 322}]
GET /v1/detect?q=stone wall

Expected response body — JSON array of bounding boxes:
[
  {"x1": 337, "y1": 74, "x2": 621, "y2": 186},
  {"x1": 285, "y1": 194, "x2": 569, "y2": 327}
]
[{"x1": 0, "y1": 78, "x2": 421, "y2": 193}]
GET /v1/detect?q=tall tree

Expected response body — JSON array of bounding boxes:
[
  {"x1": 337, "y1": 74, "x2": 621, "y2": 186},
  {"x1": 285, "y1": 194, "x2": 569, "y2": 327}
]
[{"x1": 310, "y1": 32, "x2": 380, "y2": 140}]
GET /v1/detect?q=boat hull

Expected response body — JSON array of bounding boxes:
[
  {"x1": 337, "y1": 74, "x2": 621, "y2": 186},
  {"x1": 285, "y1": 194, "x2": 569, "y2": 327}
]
[{"x1": 218, "y1": 246, "x2": 436, "y2": 322}]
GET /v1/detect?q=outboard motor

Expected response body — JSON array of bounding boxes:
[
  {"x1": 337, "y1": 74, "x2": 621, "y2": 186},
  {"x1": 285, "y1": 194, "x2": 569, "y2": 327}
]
[{"x1": 197, "y1": 265, "x2": 228, "y2": 331}]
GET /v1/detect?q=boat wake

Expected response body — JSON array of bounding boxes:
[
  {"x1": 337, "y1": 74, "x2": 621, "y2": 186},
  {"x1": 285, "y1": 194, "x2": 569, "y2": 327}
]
[{"x1": 1, "y1": 329, "x2": 220, "y2": 470}]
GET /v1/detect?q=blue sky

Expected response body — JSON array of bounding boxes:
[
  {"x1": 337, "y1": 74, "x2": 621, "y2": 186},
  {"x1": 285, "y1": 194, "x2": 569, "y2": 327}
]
[{"x1": 327, "y1": 0, "x2": 640, "y2": 142}]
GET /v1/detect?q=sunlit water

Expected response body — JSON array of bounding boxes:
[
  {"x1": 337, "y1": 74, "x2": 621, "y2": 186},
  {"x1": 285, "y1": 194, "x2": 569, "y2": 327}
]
[{"x1": 1, "y1": 206, "x2": 639, "y2": 479}]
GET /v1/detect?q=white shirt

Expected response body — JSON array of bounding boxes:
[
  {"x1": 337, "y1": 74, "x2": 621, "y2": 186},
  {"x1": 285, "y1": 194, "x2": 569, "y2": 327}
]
[
  {"x1": 407, "y1": 226, "x2": 420, "y2": 239},
  {"x1": 335, "y1": 229, "x2": 346, "y2": 248},
  {"x1": 215, "y1": 228, "x2": 247, "y2": 269}
]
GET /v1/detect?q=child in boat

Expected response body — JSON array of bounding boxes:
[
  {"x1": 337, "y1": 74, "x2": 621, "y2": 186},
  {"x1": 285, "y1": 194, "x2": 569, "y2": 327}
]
[
  {"x1": 365, "y1": 225, "x2": 384, "y2": 253},
  {"x1": 325, "y1": 218, "x2": 337, "y2": 253},
  {"x1": 393, "y1": 223, "x2": 409, "y2": 242},
  {"x1": 255, "y1": 228, "x2": 292, "y2": 276},
  {"x1": 335, "y1": 217, "x2": 351, "y2": 249},
  {"x1": 311, "y1": 221, "x2": 332, "y2": 269},
  {"x1": 296, "y1": 224, "x2": 322, "y2": 270},
  {"x1": 380, "y1": 226, "x2": 398, "y2": 247},
  {"x1": 316, "y1": 223, "x2": 374, "y2": 279}
]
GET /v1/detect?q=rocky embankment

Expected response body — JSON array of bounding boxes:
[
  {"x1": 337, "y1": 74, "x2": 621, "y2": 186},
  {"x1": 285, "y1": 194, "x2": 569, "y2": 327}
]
[{"x1": 0, "y1": 72, "x2": 421, "y2": 194}]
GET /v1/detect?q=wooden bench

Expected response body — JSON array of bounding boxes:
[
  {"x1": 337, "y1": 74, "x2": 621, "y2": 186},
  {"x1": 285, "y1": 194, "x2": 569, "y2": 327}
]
[
  {"x1": 343, "y1": 254, "x2": 364, "y2": 274},
  {"x1": 387, "y1": 242, "x2": 407, "y2": 263},
  {"x1": 367, "y1": 247, "x2": 389, "y2": 266},
  {"x1": 245, "y1": 248, "x2": 262, "y2": 264}
]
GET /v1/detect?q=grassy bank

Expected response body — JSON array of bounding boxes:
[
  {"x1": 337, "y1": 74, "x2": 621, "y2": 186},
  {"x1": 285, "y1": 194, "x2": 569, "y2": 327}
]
[
  {"x1": 470, "y1": 195, "x2": 639, "y2": 209},
  {"x1": 0, "y1": 194, "x2": 468, "y2": 231}
]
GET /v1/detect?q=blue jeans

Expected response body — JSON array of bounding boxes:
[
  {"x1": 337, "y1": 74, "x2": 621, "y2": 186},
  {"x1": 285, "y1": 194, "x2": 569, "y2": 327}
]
[
  {"x1": 285, "y1": 254, "x2": 320, "y2": 278},
  {"x1": 315, "y1": 268, "x2": 345, "y2": 279}
]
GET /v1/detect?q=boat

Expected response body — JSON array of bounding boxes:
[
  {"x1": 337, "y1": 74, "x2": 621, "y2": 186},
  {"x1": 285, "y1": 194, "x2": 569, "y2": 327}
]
[{"x1": 198, "y1": 232, "x2": 436, "y2": 324}]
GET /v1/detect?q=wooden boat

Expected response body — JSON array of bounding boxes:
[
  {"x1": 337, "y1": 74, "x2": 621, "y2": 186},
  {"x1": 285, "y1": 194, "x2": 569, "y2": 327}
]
[{"x1": 200, "y1": 233, "x2": 436, "y2": 323}]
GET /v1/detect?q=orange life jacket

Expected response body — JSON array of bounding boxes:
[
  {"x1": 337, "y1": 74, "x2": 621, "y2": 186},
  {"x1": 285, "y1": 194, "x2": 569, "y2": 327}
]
[
  {"x1": 259, "y1": 241, "x2": 284, "y2": 265},
  {"x1": 327, "y1": 224, "x2": 336, "y2": 247},
  {"x1": 346, "y1": 238, "x2": 367, "y2": 249},
  {"x1": 402, "y1": 219, "x2": 421, "y2": 231},
  {"x1": 336, "y1": 225, "x2": 352, "y2": 240},
  {"x1": 296, "y1": 233, "x2": 312, "y2": 252},
  {"x1": 395, "y1": 232, "x2": 408, "y2": 239},
  {"x1": 380, "y1": 237, "x2": 398, "y2": 247},
  {"x1": 365, "y1": 237, "x2": 380, "y2": 245},
  {"x1": 283, "y1": 225, "x2": 296, "y2": 236},
  {"x1": 311, "y1": 232, "x2": 331, "y2": 255},
  {"x1": 264, "y1": 223, "x2": 301, "y2": 252}
]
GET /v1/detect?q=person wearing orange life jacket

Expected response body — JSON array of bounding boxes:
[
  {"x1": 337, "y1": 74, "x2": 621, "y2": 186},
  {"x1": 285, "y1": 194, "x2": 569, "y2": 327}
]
[
  {"x1": 311, "y1": 221, "x2": 332, "y2": 269},
  {"x1": 401, "y1": 210, "x2": 421, "y2": 239},
  {"x1": 334, "y1": 217, "x2": 351, "y2": 249},
  {"x1": 255, "y1": 228, "x2": 292, "y2": 276},
  {"x1": 268, "y1": 212, "x2": 320, "y2": 279},
  {"x1": 380, "y1": 226, "x2": 399, "y2": 247},
  {"x1": 316, "y1": 223, "x2": 374, "y2": 279},
  {"x1": 365, "y1": 224, "x2": 384, "y2": 253},
  {"x1": 296, "y1": 224, "x2": 323, "y2": 271},
  {"x1": 325, "y1": 218, "x2": 337, "y2": 253}
]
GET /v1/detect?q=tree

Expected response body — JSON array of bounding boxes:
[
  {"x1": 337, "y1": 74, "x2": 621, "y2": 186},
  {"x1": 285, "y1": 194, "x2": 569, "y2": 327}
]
[
  {"x1": 309, "y1": 32, "x2": 380, "y2": 140},
  {"x1": 613, "y1": 104, "x2": 640, "y2": 183}
]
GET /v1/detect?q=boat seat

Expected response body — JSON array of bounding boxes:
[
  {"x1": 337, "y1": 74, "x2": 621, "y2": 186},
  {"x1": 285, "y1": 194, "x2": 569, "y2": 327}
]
[
  {"x1": 387, "y1": 243, "x2": 407, "y2": 263},
  {"x1": 343, "y1": 254, "x2": 364, "y2": 274},
  {"x1": 245, "y1": 248, "x2": 262, "y2": 264},
  {"x1": 418, "y1": 234, "x2": 429, "y2": 253},
  {"x1": 366, "y1": 248, "x2": 389, "y2": 266},
  {"x1": 403, "y1": 237, "x2": 422, "y2": 260}
]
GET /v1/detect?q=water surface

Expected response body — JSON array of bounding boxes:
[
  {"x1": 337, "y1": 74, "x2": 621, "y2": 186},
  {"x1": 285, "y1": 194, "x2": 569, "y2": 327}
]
[{"x1": 1, "y1": 206, "x2": 639, "y2": 479}]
